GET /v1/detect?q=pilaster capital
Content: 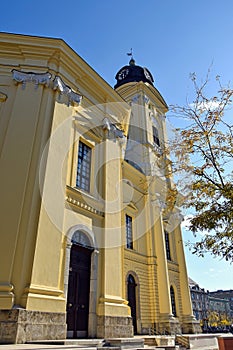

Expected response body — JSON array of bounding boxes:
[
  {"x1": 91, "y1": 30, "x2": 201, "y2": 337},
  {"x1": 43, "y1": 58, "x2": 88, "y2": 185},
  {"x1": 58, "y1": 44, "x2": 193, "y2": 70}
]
[
  {"x1": 53, "y1": 76, "x2": 82, "y2": 106},
  {"x1": 102, "y1": 117, "x2": 125, "y2": 140},
  {"x1": 12, "y1": 69, "x2": 52, "y2": 89}
]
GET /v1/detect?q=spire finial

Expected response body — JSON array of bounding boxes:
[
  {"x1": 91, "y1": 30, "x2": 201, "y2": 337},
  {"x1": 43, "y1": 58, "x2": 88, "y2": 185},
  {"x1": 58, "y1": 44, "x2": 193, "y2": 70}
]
[{"x1": 127, "y1": 48, "x2": 135, "y2": 65}]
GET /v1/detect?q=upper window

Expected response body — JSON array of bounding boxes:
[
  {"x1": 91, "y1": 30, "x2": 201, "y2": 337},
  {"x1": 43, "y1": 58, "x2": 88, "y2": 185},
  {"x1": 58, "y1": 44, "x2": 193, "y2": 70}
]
[
  {"x1": 76, "y1": 141, "x2": 92, "y2": 192},
  {"x1": 126, "y1": 214, "x2": 133, "y2": 249},
  {"x1": 164, "y1": 230, "x2": 171, "y2": 260},
  {"x1": 152, "y1": 126, "x2": 160, "y2": 147}
]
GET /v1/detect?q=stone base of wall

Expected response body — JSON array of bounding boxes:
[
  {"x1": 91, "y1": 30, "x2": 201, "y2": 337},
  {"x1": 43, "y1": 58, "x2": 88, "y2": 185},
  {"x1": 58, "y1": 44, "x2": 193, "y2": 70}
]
[
  {"x1": 97, "y1": 316, "x2": 133, "y2": 338},
  {"x1": 156, "y1": 317, "x2": 182, "y2": 335},
  {"x1": 181, "y1": 316, "x2": 202, "y2": 334},
  {"x1": 182, "y1": 320, "x2": 202, "y2": 334},
  {"x1": 0, "y1": 309, "x2": 66, "y2": 344}
]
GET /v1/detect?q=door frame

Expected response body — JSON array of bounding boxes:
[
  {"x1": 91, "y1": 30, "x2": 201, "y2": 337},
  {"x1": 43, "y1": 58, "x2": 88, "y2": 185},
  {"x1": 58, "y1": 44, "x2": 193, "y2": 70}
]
[{"x1": 64, "y1": 226, "x2": 98, "y2": 338}]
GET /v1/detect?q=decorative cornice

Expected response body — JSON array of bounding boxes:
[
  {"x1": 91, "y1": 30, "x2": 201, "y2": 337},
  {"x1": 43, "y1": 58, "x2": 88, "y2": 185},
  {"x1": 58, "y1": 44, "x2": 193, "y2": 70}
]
[
  {"x1": 0, "y1": 92, "x2": 7, "y2": 102},
  {"x1": 53, "y1": 76, "x2": 82, "y2": 106},
  {"x1": 124, "y1": 249, "x2": 157, "y2": 265},
  {"x1": 167, "y1": 261, "x2": 180, "y2": 273},
  {"x1": 12, "y1": 69, "x2": 52, "y2": 89},
  {"x1": 66, "y1": 195, "x2": 104, "y2": 217}
]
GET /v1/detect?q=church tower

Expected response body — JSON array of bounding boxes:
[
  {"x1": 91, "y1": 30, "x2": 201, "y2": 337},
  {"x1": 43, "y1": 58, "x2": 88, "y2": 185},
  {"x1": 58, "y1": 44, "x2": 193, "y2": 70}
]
[
  {"x1": 115, "y1": 57, "x2": 167, "y2": 178},
  {"x1": 114, "y1": 57, "x2": 200, "y2": 335}
]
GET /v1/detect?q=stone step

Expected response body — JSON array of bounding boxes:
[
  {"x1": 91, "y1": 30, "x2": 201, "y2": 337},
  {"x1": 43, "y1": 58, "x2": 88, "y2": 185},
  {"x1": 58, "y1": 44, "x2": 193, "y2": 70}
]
[
  {"x1": 175, "y1": 334, "x2": 219, "y2": 350},
  {"x1": 142, "y1": 336, "x2": 175, "y2": 347},
  {"x1": 105, "y1": 338, "x2": 144, "y2": 349},
  {"x1": 28, "y1": 339, "x2": 104, "y2": 347},
  {"x1": 154, "y1": 347, "x2": 179, "y2": 350},
  {"x1": 65, "y1": 339, "x2": 104, "y2": 347},
  {"x1": 21, "y1": 339, "x2": 182, "y2": 350},
  {"x1": 0, "y1": 346, "x2": 97, "y2": 350}
]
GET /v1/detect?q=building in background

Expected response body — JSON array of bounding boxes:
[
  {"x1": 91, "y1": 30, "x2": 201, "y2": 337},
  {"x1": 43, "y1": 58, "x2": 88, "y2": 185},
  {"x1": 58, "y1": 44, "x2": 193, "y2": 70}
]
[
  {"x1": 0, "y1": 32, "x2": 199, "y2": 344},
  {"x1": 189, "y1": 279, "x2": 232, "y2": 332},
  {"x1": 189, "y1": 278, "x2": 209, "y2": 323},
  {"x1": 209, "y1": 290, "x2": 233, "y2": 319},
  {"x1": 208, "y1": 295, "x2": 231, "y2": 329}
]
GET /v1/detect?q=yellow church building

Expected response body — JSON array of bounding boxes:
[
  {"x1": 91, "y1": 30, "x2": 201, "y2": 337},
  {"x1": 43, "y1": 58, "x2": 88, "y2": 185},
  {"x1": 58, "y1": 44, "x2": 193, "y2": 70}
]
[{"x1": 0, "y1": 32, "x2": 200, "y2": 343}]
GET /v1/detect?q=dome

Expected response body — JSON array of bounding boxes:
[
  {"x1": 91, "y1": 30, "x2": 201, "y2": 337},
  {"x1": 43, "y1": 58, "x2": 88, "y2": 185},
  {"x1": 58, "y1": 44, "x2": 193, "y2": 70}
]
[{"x1": 114, "y1": 58, "x2": 154, "y2": 89}]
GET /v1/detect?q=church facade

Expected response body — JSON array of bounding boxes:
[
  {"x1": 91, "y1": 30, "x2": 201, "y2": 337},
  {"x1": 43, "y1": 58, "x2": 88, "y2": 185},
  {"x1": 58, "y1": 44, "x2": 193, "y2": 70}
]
[{"x1": 0, "y1": 32, "x2": 200, "y2": 343}]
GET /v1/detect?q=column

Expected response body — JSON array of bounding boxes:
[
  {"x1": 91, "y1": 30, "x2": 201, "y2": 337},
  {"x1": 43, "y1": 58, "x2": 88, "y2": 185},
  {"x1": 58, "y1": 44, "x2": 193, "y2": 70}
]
[
  {"x1": 97, "y1": 136, "x2": 133, "y2": 338},
  {"x1": 152, "y1": 200, "x2": 175, "y2": 333},
  {"x1": 175, "y1": 225, "x2": 201, "y2": 333},
  {"x1": 0, "y1": 79, "x2": 44, "y2": 308}
]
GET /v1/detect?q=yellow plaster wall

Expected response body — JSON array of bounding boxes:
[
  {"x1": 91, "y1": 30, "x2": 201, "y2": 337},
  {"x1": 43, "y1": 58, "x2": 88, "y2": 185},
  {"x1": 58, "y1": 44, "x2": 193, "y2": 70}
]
[
  {"x1": 124, "y1": 250, "x2": 158, "y2": 329},
  {"x1": 0, "y1": 67, "x2": 56, "y2": 308}
]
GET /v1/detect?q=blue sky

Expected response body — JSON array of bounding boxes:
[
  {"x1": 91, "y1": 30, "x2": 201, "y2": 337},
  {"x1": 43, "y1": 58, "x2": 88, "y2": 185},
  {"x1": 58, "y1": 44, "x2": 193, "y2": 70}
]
[{"x1": 1, "y1": 0, "x2": 233, "y2": 291}]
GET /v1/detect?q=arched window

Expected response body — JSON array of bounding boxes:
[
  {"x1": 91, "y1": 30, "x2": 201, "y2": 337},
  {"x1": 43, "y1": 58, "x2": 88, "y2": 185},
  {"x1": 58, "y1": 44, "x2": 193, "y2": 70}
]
[
  {"x1": 71, "y1": 230, "x2": 92, "y2": 249},
  {"x1": 170, "y1": 286, "x2": 177, "y2": 317}
]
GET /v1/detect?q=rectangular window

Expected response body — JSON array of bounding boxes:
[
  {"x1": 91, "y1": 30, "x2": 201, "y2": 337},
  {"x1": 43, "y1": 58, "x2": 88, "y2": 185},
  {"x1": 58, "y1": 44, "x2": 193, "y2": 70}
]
[
  {"x1": 152, "y1": 126, "x2": 160, "y2": 146},
  {"x1": 76, "y1": 141, "x2": 92, "y2": 192},
  {"x1": 164, "y1": 230, "x2": 171, "y2": 260},
  {"x1": 126, "y1": 215, "x2": 133, "y2": 249}
]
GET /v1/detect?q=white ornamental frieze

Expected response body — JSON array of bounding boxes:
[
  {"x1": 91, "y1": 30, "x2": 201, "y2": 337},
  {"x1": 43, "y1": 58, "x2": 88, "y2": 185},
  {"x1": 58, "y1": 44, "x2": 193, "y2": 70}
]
[
  {"x1": 53, "y1": 76, "x2": 82, "y2": 106},
  {"x1": 12, "y1": 69, "x2": 52, "y2": 89}
]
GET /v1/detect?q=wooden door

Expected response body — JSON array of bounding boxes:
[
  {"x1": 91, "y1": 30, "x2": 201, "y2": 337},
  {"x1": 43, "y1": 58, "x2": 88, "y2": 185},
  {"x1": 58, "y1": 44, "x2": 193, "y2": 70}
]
[{"x1": 66, "y1": 244, "x2": 92, "y2": 338}]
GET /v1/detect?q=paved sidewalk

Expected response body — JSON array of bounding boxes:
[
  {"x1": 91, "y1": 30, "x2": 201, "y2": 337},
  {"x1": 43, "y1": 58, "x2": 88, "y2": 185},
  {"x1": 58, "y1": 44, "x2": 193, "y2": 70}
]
[{"x1": 0, "y1": 345, "x2": 93, "y2": 350}]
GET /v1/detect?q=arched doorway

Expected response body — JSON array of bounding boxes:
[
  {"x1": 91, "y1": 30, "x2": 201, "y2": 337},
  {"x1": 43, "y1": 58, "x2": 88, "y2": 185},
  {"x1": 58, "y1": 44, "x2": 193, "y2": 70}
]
[
  {"x1": 127, "y1": 274, "x2": 137, "y2": 334},
  {"x1": 66, "y1": 231, "x2": 94, "y2": 338}
]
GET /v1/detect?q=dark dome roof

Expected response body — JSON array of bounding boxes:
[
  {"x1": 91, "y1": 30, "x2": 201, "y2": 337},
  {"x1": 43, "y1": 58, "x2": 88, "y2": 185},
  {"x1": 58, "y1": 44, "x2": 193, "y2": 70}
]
[{"x1": 114, "y1": 58, "x2": 154, "y2": 89}]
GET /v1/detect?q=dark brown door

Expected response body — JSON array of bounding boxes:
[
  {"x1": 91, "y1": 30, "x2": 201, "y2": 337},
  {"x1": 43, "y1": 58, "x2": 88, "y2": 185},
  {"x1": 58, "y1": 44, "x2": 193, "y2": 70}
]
[
  {"x1": 127, "y1": 274, "x2": 137, "y2": 334},
  {"x1": 66, "y1": 244, "x2": 92, "y2": 338}
]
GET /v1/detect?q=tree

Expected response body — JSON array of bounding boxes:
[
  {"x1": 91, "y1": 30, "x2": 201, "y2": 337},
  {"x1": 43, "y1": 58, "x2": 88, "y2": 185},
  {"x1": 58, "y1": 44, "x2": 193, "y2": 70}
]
[{"x1": 168, "y1": 72, "x2": 233, "y2": 262}]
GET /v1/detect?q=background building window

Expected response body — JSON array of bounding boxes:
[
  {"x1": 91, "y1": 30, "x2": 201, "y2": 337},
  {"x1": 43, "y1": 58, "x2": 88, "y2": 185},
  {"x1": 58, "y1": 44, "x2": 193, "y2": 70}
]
[
  {"x1": 164, "y1": 230, "x2": 171, "y2": 260},
  {"x1": 170, "y1": 286, "x2": 177, "y2": 317},
  {"x1": 152, "y1": 126, "x2": 160, "y2": 146},
  {"x1": 76, "y1": 141, "x2": 92, "y2": 192},
  {"x1": 126, "y1": 215, "x2": 133, "y2": 249}
]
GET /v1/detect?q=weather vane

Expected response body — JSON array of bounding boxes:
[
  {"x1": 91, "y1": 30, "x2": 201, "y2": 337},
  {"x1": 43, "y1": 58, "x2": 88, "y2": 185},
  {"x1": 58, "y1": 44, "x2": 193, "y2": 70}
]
[{"x1": 127, "y1": 48, "x2": 133, "y2": 59}]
